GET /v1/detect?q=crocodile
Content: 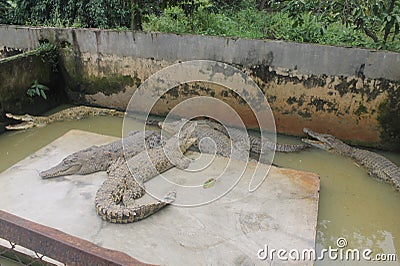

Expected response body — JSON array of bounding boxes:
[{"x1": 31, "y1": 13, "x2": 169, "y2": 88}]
[
  {"x1": 302, "y1": 128, "x2": 400, "y2": 191},
  {"x1": 159, "y1": 119, "x2": 251, "y2": 161},
  {"x1": 160, "y1": 119, "x2": 309, "y2": 154},
  {"x1": 5, "y1": 106, "x2": 124, "y2": 130},
  {"x1": 41, "y1": 120, "x2": 255, "y2": 179},
  {"x1": 6, "y1": 105, "x2": 309, "y2": 154},
  {"x1": 40, "y1": 130, "x2": 163, "y2": 178},
  {"x1": 95, "y1": 122, "x2": 198, "y2": 223},
  {"x1": 206, "y1": 120, "x2": 309, "y2": 153}
]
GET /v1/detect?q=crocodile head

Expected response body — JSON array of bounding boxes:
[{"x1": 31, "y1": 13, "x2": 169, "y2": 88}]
[
  {"x1": 5, "y1": 113, "x2": 35, "y2": 130},
  {"x1": 302, "y1": 128, "x2": 343, "y2": 151},
  {"x1": 40, "y1": 155, "x2": 83, "y2": 178},
  {"x1": 176, "y1": 121, "x2": 198, "y2": 151},
  {"x1": 39, "y1": 145, "x2": 103, "y2": 178},
  {"x1": 158, "y1": 119, "x2": 189, "y2": 135},
  {"x1": 6, "y1": 113, "x2": 34, "y2": 122}
]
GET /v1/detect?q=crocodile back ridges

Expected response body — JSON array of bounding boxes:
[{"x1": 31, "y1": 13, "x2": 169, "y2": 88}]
[
  {"x1": 351, "y1": 148, "x2": 400, "y2": 190},
  {"x1": 204, "y1": 120, "x2": 309, "y2": 153},
  {"x1": 186, "y1": 123, "x2": 251, "y2": 161},
  {"x1": 126, "y1": 144, "x2": 178, "y2": 184},
  {"x1": 35, "y1": 106, "x2": 123, "y2": 124},
  {"x1": 47, "y1": 106, "x2": 124, "y2": 122},
  {"x1": 249, "y1": 136, "x2": 309, "y2": 153},
  {"x1": 122, "y1": 131, "x2": 164, "y2": 159},
  {"x1": 6, "y1": 106, "x2": 125, "y2": 130},
  {"x1": 192, "y1": 124, "x2": 234, "y2": 157},
  {"x1": 218, "y1": 126, "x2": 308, "y2": 153}
]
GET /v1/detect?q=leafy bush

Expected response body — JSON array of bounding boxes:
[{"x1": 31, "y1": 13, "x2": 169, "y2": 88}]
[
  {"x1": 7, "y1": 0, "x2": 133, "y2": 28},
  {"x1": 3, "y1": 0, "x2": 400, "y2": 52},
  {"x1": 143, "y1": 1, "x2": 399, "y2": 52},
  {"x1": 27, "y1": 80, "x2": 50, "y2": 100}
]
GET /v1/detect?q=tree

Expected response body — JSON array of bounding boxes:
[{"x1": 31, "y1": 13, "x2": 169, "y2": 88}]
[{"x1": 270, "y1": 0, "x2": 400, "y2": 47}]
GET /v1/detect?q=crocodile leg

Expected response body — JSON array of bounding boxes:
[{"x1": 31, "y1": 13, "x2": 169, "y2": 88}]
[
  {"x1": 124, "y1": 191, "x2": 176, "y2": 223},
  {"x1": 95, "y1": 122, "x2": 197, "y2": 223}
]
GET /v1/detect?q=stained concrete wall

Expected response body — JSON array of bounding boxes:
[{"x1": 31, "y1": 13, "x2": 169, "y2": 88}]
[
  {"x1": 0, "y1": 46, "x2": 65, "y2": 132},
  {"x1": 0, "y1": 25, "x2": 399, "y2": 148}
]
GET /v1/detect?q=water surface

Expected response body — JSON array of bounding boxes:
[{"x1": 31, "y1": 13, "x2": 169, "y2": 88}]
[{"x1": 0, "y1": 113, "x2": 399, "y2": 265}]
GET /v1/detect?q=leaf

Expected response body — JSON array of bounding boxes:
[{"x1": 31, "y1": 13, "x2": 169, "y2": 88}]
[
  {"x1": 394, "y1": 22, "x2": 399, "y2": 35},
  {"x1": 36, "y1": 87, "x2": 40, "y2": 95},
  {"x1": 36, "y1": 84, "x2": 49, "y2": 90},
  {"x1": 40, "y1": 89, "x2": 47, "y2": 100},
  {"x1": 203, "y1": 178, "x2": 216, "y2": 189}
]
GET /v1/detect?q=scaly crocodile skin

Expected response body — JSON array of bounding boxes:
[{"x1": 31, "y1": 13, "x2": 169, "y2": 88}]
[
  {"x1": 94, "y1": 122, "x2": 197, "y2": 223},
  {"x1": 6, "y1": 106, "x2": 124, "y2": 130},
  {"x1": 40, "y1": 130, "x2": 163, "y2": 178},
  {"x1": 160, "y1": 119, "x2": 309, "y2": 154},
  {"x1": 303, "y1": 128, "x2": 400, "y2": 191}
]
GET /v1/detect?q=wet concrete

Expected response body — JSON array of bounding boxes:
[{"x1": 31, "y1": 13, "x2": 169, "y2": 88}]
[{"x1": 0, "y1": 130, "x2": 320, "y2": 265}]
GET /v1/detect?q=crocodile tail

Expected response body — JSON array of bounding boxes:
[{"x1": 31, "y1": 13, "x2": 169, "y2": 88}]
[
  {"x1": 95, "y1": 181, "x2": 176, "y2": 224},
  {"x1": 96, "y1": 200, "x2": 172, "y2": 224}
]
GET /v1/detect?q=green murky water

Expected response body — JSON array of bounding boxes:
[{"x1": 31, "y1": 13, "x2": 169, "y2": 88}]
[
  {"x1": 274, "y1": 135, "x2": 400, "y2": 265},
  {"x1": 0, "y1": 109, "x2": 399, "y2": 265}
]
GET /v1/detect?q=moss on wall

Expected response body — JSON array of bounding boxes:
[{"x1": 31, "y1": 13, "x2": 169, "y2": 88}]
[
  {"x1": 69, "y1": 73, "x2": 136, "y2": 96},
  {"x1": 60, "y1": 48, "x2": 140, "y2": 100},
  {"x1": 0, "y1": 45, "x2": 65, "y2": 126},
  {"x1": 377, "y1": 84, "x2": 400, "y2": 150}
]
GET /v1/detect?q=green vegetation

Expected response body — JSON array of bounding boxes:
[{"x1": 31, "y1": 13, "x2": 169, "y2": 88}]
[
  {"x1": 27, "y1": 80, "x2": 50, "y2": 100},
  {"x1": 37, "y1": 42, "x2": 59, "y2": 72},
  {"x1": 1, "y1": 0, "x2": 399, "y2": 52},
  {"x1": 143, "y1": 0, "x2": 400, "y2": 51}
]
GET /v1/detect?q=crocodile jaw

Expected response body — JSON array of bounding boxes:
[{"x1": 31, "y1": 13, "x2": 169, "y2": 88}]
[
  {"x1": 302, "y1": 128, "x2": 336, "y2": 151},
  {"x1": 40, "y1": 164, "x2": 82, "y2": 179},
  {"x1": 6, "y1": 113, "x2": 34, "y2": 121},
  {"x1": 5, "y1": 121, "x2": 35, "y2": 130},
  {"x1": 5, "y1": 113, "x2": 36, "y2": 130},
  {"x1": 178, "y1": 122, "x2": 198, "y2": 150},
  {"x1": 301, "y1": 138, "x2": 331, "y2": 150}
]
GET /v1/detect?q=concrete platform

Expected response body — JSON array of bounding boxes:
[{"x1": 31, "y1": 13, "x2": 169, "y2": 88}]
[{"x1": 0, "y1": 130, "x2": 320, "y2": 265}]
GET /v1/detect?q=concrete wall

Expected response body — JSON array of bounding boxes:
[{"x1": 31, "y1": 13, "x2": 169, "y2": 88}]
[
  {"x1": 0, "y1": 45, "x2": 65, "y2": 132},
  {"x1": 0, "y1": 25, "x2": 399, "y2": 148}
]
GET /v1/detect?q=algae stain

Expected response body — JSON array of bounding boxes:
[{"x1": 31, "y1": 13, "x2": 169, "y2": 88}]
[
  {"x1": 377, "y1": 97, "x2": 400, "y2": 149},
  {"x1": 73, "y1": 74, "x2": 136, "y2": 96},
  {"x1": 354, "y1": 102, "x2": 368, "y2": 116}
]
